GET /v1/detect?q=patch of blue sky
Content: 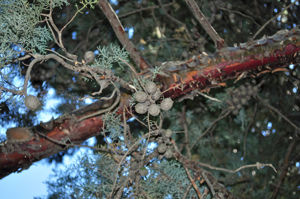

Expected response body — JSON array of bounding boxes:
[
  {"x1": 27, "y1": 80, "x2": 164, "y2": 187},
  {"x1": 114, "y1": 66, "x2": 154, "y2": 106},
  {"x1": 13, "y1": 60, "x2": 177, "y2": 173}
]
[
  {"x1": 292, "y1": 87, "x2": 297, "y2": 93},
  {"x1": 274, "y1": 8, "x2": 278, "y2": 13},
  {"x1": 36, "y1": 87, "x2": 63, "y2": 122},
  {"x1": 94, "y1": 49, "x2": 99, "y2": 55},
  {"x1": 127, "y1": 117, "x2": 136, "y2": 122},
  {"x1": 72, "y1": 31, "x2": 77, "y2": 40},
  {"x1": 84, "y1": 97, "x2": 95, "y2": 105},
  {"x1": 12, "y1": 44, "x2": 22, "y2": 52},
  {"x1": 277, "y1": 15, "x2": 281, "y2": 21},
  {"x1": 148, "y1": 142, "x2": 158, "y2": 151},
  {"x1": 0, "y1": 121, "x2": 17, "y2": 138},
  {"x1": 0, "y1": 160, "x2": 56, "y2": 199},
  {"x1": 261, "y1": 130, "x2": 269, "y2": 136},
  {"x1": 285, "y1": 71, "x2": 290, "y2": 76},
  {"x1": 48, "y1": 87, "x2": 57, "y2": 97},
  {"x1": 267, "y1": 122, "x2": 272, "y2": 129},
  {"x1": 128, "y1": 27, "x2": 134, "y2": 39},
  {"x1": 12, "y1": 75, "x2": 24, "y2": 88},
  {"x1": 18, "y1": 106, "x2": 27, "y2": 115},
  {"x1": 289, "y1": 64, "x2": 294, "y2": 69},
  {"x1": 104, "y1": 136, "x2": 112, "y2": 144},
  {"x1": 124, "y1": 27, "x2": 134, "y2": 39},
  {"x1": 110, "y1": 0, "x2": 118, "y2": 5}
]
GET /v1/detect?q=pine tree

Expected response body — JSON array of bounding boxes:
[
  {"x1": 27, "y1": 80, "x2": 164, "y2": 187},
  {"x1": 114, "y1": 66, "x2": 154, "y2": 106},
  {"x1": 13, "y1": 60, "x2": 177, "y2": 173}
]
[{"x1": 0, "y1": 0, "x2": 299, "y2": 198}]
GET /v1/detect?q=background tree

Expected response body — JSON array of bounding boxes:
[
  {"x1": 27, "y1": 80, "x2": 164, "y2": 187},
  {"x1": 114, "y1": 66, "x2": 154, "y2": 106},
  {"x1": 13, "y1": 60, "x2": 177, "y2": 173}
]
[{"x1": 0, "y1": 0, "x2": 300, "y2": 198}]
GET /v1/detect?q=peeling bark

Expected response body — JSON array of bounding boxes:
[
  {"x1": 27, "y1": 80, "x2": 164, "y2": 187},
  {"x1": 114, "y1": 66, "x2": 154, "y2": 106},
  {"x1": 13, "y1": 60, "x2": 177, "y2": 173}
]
[{"x1": 0, "y1": 28, "x2": 299, "y2": 179}]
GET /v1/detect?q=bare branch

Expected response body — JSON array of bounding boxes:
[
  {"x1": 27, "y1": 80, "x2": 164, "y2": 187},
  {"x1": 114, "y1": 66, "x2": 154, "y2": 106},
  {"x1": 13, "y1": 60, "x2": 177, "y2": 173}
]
[
  {"x1": 98, "y1": 0, "x2": 150, "y2": 70},
  {"x1": 257, "y1": 95, "x2": 300, "y2": 133},
  {"x1": 252, "y1": 0, "x2": 298, "y2": 39},
  {"x1": 184, "y1": 166, "x2": 202, "y2": 198},
  {"x1": 184, "y1": 0, "x2": 225, "y2": 48}
]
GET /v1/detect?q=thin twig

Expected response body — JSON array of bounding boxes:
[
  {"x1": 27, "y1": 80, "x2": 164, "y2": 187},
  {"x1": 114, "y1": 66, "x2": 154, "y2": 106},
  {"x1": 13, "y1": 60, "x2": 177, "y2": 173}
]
[
  {"x1": 252, "y1": 1, "x2": 298, "y2": 39},
  {"x1": 196, "y1": 91, "x2": 222, "y2": 103},
  {"x1": 197, "y1": 161, "x2": 277, "y2": 174},
  {"x1": 35, "y1": 131, "x2": 112, "y2": 154},
  {"x1": 184, "y1": 0, "x2": 225, "y2": 48},
  {"x1": 218, "y1": 6, "x2": 260, "y2": 27},
  {"x1": 181, "y1": 106, "x2": 192, "y2": 159},
  {"x1": 98, "y1": 0, "x2": 150, "y2": 70},
  {"x1": 182, "y1": 183, "x2": 193, "y2": 199},
  {"x1": 191, "y1": 109, "x2": 231, "y2": 150},
  {"x1": 157, "y1": 0, "x2": 192, "y2": 40},
  {"x1": 0, "y1": 86, "x2": 23, "y2": 96},
  {"x1": 201, "y1": 171, "x2": 215, "y2": 196},
  {"x1": 243, "y1": 103, "x2": 258, "y2": 158},
  {"x1": 257, "y1": 95, "x2": 300, "y2": 133},
  {"x1": 184, "y1": 166, "x2": 202, "y2": 198},
  {"x1": 270, "y1": 139, "x2": 296, "y2": 199}
]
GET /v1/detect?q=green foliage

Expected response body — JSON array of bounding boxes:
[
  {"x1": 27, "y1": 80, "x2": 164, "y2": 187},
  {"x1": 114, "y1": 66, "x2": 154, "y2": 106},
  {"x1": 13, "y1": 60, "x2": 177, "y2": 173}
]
[
  {"x1": 0, "y1": 1, "x2": 51, "y2": 63},
  {"x1": 102, "y1": 112, "x2": 122, "y2": 141},
  {"x1": 92, "y1": 44, "x2": 129, "y2": 70},
  {"x1": 143, "y1": 160, "x2": 210, "y2": 198},
  {"x1": 46, "y1": 155, "x2": 117, "y2": 199}
]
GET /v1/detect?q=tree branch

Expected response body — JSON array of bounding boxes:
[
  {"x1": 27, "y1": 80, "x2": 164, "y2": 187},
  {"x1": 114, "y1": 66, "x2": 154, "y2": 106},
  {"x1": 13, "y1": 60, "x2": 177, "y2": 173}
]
[
  {"x1": 0, "y1": 28, "x2": 299, "y2": 178},
  {"x1": 98, "y1": 0, "x2": 150, "y2": 70},
  {"x1": 184, "y1": 0, "x2": 225, "y2": 48}
]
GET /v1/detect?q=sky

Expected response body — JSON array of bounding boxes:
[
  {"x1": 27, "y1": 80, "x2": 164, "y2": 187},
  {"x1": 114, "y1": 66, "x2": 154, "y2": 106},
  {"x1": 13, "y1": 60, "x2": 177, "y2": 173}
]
[
  {"x1": 0, "y1": 145, "x2": 95, "y2": 199},
  {"x1": 0, "y1": 83, "x2": 96, "y2": 198},
  {"x1": 0, "y1": 160, "x2": 55, "y2": 199}
]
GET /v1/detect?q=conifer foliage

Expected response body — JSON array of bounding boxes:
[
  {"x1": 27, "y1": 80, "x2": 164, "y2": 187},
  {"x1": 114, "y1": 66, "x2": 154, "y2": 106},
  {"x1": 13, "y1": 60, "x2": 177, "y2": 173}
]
[{"x1": 0, "y1": 0, "x2": 300, "y2": 198}]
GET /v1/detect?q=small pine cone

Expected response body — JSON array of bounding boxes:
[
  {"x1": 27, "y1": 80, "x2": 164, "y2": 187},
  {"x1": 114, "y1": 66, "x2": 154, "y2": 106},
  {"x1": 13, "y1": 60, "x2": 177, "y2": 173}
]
[
  {"x1": 165, "y1": 129, "x2": 173, "y2": 138},
  {"x1": 251, "y1": 86, "x2": 258, "y2": 96},
  {"x1": 148, "y1": 104, "x2": 160, "y2": 116},
  {"x1": 160, "y1": 98, "x2": 173, "y2": 111},
  {"x1": 241, "y1": 98, "x2": 248, "y2": 105},
  {"x1": 145, "y1": 81, "x2": 157, "y2": 94},
  {"x1": 232, "y1": 97, "x2": 239, "y2": 105},
  {"x1": 25, "y1": 95, "x2": 41, "y2": 111},
  {"x1": 158, "y1": 143, "x2": 167, "y2": 154},
  {"x1": 232, "y1": 109, "x2": 239, "y2": 115},
  {"x1": 84, "y1": 51, "x2": 95, "y2": 64},
  {"x1": 139, "y1": 168, "x2": 148, "y2": 177},
  {"x1": 151, "y1": 89, "x2": 162, "y2": 101},
  {"x1": 135, "y1": 103, "x2": 148, "y2": 114},
  {"x1": 239, "y1": 87, "x2": 247, "y2": 97},
  {"x1": 236, "y1": 104, "x2": 242, "y2": 110},
  {"x1": 130, "y1": 161, "x2": 139, "y2": 170},
  {"x1": 164, "y1": 148, "x2": 173, "y2": 159},
  {"x1": 134, "y1": 91, "x2": 148, "y2": 103}
]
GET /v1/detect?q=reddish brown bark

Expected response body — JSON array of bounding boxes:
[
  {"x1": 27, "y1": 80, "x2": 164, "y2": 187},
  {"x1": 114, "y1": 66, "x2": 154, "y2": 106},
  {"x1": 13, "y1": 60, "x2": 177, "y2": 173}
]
[{"x1": 0, "y1": 29, "x2": 299, "y2": 179}]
